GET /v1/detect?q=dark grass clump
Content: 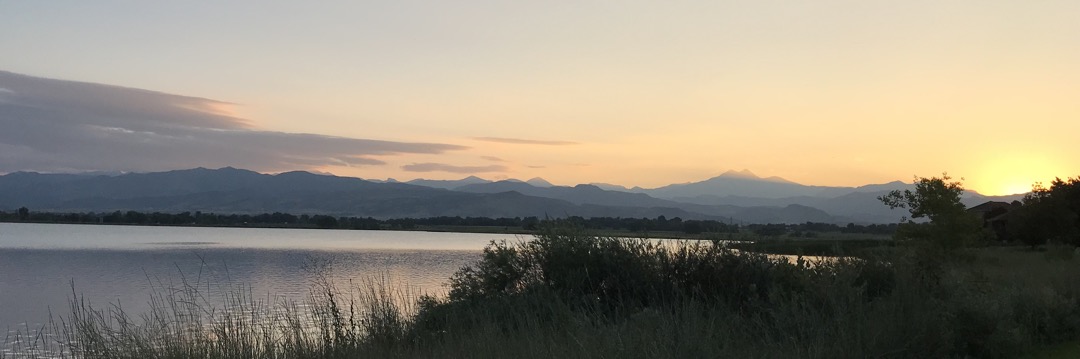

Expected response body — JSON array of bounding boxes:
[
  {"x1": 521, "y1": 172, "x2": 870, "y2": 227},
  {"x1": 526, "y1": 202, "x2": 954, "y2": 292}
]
[
  {"x1": 404, "y1": 228, "x2": 942, "y2": 358},
  {"x1": 405, "y1": 228, "x2": 1080, "y2": 358}
]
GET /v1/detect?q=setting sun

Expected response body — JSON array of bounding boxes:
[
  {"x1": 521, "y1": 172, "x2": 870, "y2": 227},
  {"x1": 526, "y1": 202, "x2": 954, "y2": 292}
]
[{"x1": 968, "y1": 153, "x2": 1064, "y2": 196}]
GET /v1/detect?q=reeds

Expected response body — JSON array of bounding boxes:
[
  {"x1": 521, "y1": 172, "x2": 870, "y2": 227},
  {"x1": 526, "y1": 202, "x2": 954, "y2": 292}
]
[{"x1": 4, "y1": 229, "x2": 1080, "y2": 358}]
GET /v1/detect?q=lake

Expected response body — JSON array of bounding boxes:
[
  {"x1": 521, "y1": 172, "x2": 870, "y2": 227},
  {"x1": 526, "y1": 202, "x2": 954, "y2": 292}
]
[{"x1": 0, "y1": 222, "x2": 519, "y2": 334}]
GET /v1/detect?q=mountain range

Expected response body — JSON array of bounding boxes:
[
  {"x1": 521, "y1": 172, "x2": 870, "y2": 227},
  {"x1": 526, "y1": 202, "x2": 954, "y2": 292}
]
[{"x1": 0, "y1": 168, "x2": 1024, "y2": 224}]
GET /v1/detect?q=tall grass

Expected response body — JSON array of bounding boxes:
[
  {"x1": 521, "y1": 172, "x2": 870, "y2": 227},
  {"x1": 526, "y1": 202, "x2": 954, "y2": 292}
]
[
  {"x1": 2, "y1": 269, "x2": 421, "y2": 359},
  {"x1": 4, "y1": 228, "x2": 1080, "y2": 358}
]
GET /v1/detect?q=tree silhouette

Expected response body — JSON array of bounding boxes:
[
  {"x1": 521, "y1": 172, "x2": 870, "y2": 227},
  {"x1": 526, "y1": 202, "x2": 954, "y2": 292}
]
[
  {"x1": 879, "y1": 174, "x2": 982, "y2": 251},
  {"x1": 1008, "y1": 177, "x2": 1080, "y2": 247}
]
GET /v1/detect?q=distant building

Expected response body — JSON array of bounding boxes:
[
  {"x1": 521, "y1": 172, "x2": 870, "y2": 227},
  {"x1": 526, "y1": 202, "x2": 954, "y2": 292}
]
[{"x1": 967, "y1": 201, "x2": 1017, "y2": 241}]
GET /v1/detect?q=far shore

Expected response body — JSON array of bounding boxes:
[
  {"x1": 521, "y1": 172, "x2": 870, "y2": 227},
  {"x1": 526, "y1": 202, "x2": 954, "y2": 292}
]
[{"x1": 1, "y1": 216, "x2": 894, "y2": 257}]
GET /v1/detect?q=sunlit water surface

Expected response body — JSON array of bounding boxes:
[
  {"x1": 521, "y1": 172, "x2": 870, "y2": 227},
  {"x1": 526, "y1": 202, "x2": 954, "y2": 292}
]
[{"x1": 0, "y1": 223, "x2": 520, "y2": 335}]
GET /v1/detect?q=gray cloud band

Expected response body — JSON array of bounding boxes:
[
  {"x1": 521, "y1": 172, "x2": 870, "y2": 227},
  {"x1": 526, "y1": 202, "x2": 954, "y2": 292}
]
[
  {"x1": 472, "y1": 137, "x2": 578, "y2": 146},
  {"x1": 0, "y1": 71, "x2": 466, "y2": 173}
]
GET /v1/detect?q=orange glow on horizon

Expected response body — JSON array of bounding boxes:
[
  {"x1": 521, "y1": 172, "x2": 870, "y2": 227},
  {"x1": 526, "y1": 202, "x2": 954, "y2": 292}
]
[{"x1": 966, "y1": 154, "x2": 1064, "y2": 196}]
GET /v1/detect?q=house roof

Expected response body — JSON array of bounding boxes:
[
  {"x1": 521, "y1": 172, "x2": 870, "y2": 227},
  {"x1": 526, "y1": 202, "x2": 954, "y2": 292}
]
[{"x1": 967, "y1": 201, "x2": 1012, "y2": 213}]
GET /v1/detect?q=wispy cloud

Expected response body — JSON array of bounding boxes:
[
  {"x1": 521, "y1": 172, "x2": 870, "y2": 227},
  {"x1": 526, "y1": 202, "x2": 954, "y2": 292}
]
[
  {"x1": 401, "y1": 163, "x2": 509, "y2": 174},
  {"x1": 327, "y1": 156, "x2": 387, "y2": 167},
  {"x1": 0, "y1": 71, "x2": 467, "y2": 173},
  {"x1": 480, "y1": 156, "x2": 506, "y2": 162},
  {"x1": 472, "y1": 137, "x2": 578, "y2": 146}
]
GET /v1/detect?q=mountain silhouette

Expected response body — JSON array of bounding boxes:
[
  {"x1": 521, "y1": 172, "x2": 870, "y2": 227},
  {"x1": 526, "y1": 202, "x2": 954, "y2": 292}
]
[
  {"x1": 0, "y1": 169, "x2": 726, "y2": 221},
  {"x1": 635, "y1": 170, "x2": 826, "y2": 199},
  {"x1": 405, "y1": 176, "x2": 491, "y2": 190},
  {"x1": 525, "y1": 177, "x2": 554, "y2": 188},
  {"x1": 1, "y1": 168, "x2": 1023, "y2": 224}
]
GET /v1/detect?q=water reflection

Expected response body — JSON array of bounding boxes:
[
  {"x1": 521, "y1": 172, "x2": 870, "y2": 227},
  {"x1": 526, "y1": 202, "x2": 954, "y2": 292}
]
[{"x1": 0, "y1": 223, "x2": 516, "y2": 332}]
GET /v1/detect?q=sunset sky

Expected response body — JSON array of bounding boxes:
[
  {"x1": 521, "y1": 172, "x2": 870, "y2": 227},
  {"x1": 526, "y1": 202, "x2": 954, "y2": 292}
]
[{"x1": 2, "y1": 1, "x2": 1077, "y2": 195}]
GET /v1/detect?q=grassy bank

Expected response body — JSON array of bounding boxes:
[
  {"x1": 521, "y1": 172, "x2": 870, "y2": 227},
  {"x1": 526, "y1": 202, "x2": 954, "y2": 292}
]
[
  {"x1": 5, "y1": 230, "x2": 1080, "y2": 358},
  {"x1": 726, "y1": 237, "x2": 893, "y2": 256}
]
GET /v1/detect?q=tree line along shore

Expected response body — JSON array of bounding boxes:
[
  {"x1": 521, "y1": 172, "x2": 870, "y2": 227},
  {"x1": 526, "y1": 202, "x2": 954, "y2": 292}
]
[{"x1": 0, "y1": 207, "x2": 894, "y2": 237}]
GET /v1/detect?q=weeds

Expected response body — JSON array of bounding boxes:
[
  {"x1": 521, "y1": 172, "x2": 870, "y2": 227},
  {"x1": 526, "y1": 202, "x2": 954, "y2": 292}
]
[{"x1": 3, "y1": 229, "x2": 1079, "y2": 358}]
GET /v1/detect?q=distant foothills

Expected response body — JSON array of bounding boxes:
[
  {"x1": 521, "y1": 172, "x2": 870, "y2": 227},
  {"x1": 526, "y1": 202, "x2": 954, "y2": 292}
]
[{"x1": 0, "y1": 167, "x2": 1024, "y2": 225}]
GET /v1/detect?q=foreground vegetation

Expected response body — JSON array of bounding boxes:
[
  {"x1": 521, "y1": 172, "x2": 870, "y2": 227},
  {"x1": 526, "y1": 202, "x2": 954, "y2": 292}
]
[{"x1": 4, "y1": 227, "x2": 1079, "y2": 358}]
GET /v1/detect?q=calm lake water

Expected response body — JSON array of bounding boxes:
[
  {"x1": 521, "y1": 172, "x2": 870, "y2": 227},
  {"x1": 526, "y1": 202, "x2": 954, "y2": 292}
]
[{"x1": 0, "y1": 223, "x2": 518, "y2": 333}]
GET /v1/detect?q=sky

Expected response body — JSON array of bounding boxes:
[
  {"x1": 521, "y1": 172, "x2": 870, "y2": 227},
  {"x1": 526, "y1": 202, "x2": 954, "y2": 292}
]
[{"x1": 1, "y1": 1, "x2": 1078, "y2": 196}]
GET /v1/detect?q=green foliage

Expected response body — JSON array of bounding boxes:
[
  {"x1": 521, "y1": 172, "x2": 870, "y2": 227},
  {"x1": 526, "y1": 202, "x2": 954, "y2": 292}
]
[
  {"x1": 728, "y1": 238, "x2": 893, "y2": 257},
  {"x1": 421, "y1": 234, "x2": 1080, "y2": 358},
  {"x1": 879, "y1": 173, "x2": 984, "y2": 251},
  {"x1": 880, "y1": 174, "x2": 966, "y2": 223},
  {"x1": 1009, "y1": 178, "x2": 1080, "y2": 248},
  {"x1": 311, "y1": 214, "x2": 339, "y2": 229},
  {"x1": 940, "y1": 248, "x2": 1080, "y2": 358},
  {"x1": 446, "y1": 227, "x2": 834, "y2": 313},
  {"x1": 751, "y1": 223, "x2": 788, "y2": 237}
]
